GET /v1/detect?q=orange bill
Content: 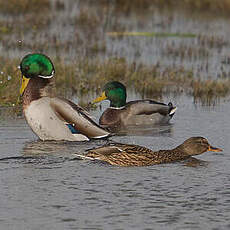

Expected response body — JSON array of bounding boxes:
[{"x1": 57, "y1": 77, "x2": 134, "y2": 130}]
[{"x1": 208, "y1": 145, "x2": 222, "y2": 152}]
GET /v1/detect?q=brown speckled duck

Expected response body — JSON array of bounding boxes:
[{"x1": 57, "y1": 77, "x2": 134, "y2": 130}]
[
  {"x1": 93, "y1": 81, "x2": 177, "y2": 130},
  {"x1": 20, "y1": 53, "x2": 110, "y2": 141},
  {"x1": 79, "y1": 137, "x2": 222, "y2": 166}
]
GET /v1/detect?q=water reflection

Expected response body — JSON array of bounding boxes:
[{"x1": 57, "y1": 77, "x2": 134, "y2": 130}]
[
  {"x1": 21, "y1": 139, "x2": 111, "y2": 156},
  {"x1": 183, "y1": 157, "x2": 208, "y2": 167},
  {"x1": 19, "y1": 123, "x2": 173, "y2": 157},
  {"x1": 22, "y1": 140, "x2": 75, "y2": 156},
  {"x1": 0, "y1": 140, "x2": 103, "y2": 165},
  {"x1": 112, "y1": 123, "x2": 173, "y2": 137}
]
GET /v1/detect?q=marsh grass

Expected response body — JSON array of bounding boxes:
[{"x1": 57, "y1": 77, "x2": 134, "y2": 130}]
[
  {"x1": 0, "y1": 0, "x2": 50, "y2": 15},
  {"x1": 0, "y1": 21, "x2": 12, "y2": 36},
  {"x1": 197, "y1": 35, "x2": 229, "y2": 49},
  {"x1": 1, "y1": 57, "x2": 229, "y2": 108},
  {"x1": 0, "y1": 57, "x2": 21, "y2": 106},
  {"x1": 75, "y1": 9, "x2": 100, "y2": 29},
  {"x1": 35, "y1": 58, "x2": 230, "y2": 105},
  {"x1": 163, "y1": 44, "x2": 209, "y2": 60},
  {"x1": 107, "y1": 32, "x2": 196, "y2": 38},
  {"x1": 1, "y1": 0, "x2": 230, "y2": 108},
  {"x1": 101, "y1": 0, "x2": 230, "y2": 15},
  {"x1": 192, "y1": 78, "x2": 230, "y2": 104}
]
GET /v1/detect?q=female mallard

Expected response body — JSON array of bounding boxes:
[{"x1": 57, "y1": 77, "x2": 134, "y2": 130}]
[
  {"x1": 20, "y1": 53, "x2": 110, "y2": 141},
  {"x1": 81, "y1": 137, "x2": 222, "y2": 166},
  {"x1": 93, "y1": 81, "x2": 177, "y2": 130}
]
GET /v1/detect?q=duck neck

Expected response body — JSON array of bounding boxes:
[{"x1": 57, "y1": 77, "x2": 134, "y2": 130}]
[
  {"x1": 22, "y1": 76, "x2": 56, "y2": 109},
  {"x1": 110, "y1": 99, "x2": 126, "y2": 108},
  {"x1": 155, "y1": 147, "x2": 189, "y2": 164}
]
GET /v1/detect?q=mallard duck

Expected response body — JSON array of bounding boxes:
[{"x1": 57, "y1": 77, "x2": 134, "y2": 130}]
[
  {"x1": 19, "y1": 53, "x2": 110, "y2": 141},
  {"x1": 79, "y1": 137, "x2": 222, "y2": 166},
  {"x1": 93, "y1": 81, "x2": 177, "y2": 130}
]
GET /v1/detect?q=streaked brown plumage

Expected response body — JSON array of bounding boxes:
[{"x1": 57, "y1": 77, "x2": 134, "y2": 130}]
[{"x1": 83, "y1": 137, "x2": 222, "y2": 166}]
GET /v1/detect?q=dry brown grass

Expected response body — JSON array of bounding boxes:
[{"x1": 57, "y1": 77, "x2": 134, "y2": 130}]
[
  {"x1": 99, "y1": 0, "x2": 230, "y2": 15},
  {"x1": 163, "y1": 44, "x2": 209, "y2": 60},
  {"x1": 55, "y1": 58, "x2": 230, "y2": 105},
  {"x1": 0, "y1": 57, "x2": 21, "y2": 106},
  {"x1": 0, "y1": 0, "x2": 50, "y2": 15},
  {"x1": 1, "y1": 57, "x2": 230, "y2": 107}
]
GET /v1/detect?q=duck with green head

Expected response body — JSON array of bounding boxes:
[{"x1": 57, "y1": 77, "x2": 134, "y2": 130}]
[
  {"x1": 93, "y1": 81, "x2": 177, "y2": 130},
  {"x1": 20, "y1": 53, "x2": 110, "y2": 141},
  {"x1": 78, "y1": 137, "x2": 222, "y2": 166}
]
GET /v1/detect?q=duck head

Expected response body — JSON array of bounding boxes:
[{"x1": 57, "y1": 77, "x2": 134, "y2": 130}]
[
  {"x1": 20, "y1": 53, "x2": 55, "y2": 96},
  {"x1": 178, "y1": 137, "x2": 222, "y2": 156},
  {"x1": 93, "y1": 81, "x2": 127, "y2": 108}
]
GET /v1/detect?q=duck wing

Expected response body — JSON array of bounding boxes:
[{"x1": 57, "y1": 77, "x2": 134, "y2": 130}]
[
  {"x1": 86, "y1": 143, "x2": 152, "y2": 157},
  {"x1": 85, "y1": 143, "x2": 156, "y2": 166},
  {"x1": 60, "y1": 98, "x2": 92, "y2": 118},
  {"x1": 126, "y1": 100, "x2": 176, "y2": 116},
  {"x1": 50, "y1": 97, "x2": 110, "y2": 139},
  {"x1": 87, "y1": 145, "x2": 123, "y2": 156}
]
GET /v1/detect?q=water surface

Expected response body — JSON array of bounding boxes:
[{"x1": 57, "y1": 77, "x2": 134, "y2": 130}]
[
  {"x1": 1, "y1": 1, "x2": 230, "y2": 229},
  {"x1": 0, "y1": 95, "x2": 229, "y2": 230}
]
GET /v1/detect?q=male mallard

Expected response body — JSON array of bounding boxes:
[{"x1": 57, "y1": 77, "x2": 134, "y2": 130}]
[
  {"x1": 93, "y1": 81, "x2": 177, "y2": 130},
  {"x1": 80, "y1": 137, "x2": 222, "y2": 166},
  {"x1": 20, "y1": 53, "x2": 110, "y2": 141}
]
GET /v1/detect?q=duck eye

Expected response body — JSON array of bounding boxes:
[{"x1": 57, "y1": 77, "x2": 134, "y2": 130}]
[
  {"x1": 200, "y1": 139, "x2": 207, "y2": 146},
  {"x1": 25, "y1": 65, "x2": 29, "y2": 71}
]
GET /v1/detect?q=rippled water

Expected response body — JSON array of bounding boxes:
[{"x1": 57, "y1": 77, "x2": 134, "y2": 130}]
[
  {"x1": 0, "y1": 95, "x2": 230, "y2": 230},
  {"x1": 1, "y1": 1, "x2": 230, "y2": 229}
]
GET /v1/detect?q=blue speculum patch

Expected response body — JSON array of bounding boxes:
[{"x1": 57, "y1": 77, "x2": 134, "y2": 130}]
[{"x1": 66, "y1": 124, "x2": 80, "y2": 134}]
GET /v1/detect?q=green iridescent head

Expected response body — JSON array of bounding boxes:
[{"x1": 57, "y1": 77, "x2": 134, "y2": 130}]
[
  {"x1": 93, "y1": 81, "x2": 127, "y2": 108},
  {"x1": 20, "y1": 53, "x2": 55, "y2": 79}
]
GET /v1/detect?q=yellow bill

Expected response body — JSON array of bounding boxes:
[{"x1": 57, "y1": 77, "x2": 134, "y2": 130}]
[
  {"x1": 93, "y1": 91, "x2": 107, "y2": 103},
  {"x1": 20, "y1": 76, "x2": 30, "y2": 96}
]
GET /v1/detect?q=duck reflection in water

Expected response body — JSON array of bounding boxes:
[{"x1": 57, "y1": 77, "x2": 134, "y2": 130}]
[{"x1": 21, "y1": 139, "x2": 110, "y2": 157}]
